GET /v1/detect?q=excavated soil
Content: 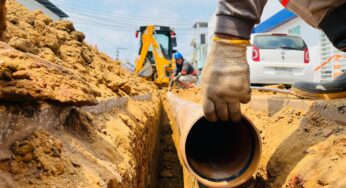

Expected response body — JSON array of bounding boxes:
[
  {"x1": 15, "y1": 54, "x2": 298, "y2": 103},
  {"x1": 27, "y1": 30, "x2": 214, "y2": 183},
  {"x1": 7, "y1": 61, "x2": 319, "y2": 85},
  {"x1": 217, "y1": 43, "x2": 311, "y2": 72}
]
[
  {"x1": 163, "y1": 89, "x2": 346, "y2": 188},
  {"x1": 1, "y1": 1, "x2": 345, "y2": 188},
  {"x1": 1, "y1": 0, "x2": 156, "y2": 102},
  {"x1": 0, "y1": 96, "x2": 162, "y2": 188},
  {"x1": 0, "y1": 1, "x2": 162, "y2": 187}
]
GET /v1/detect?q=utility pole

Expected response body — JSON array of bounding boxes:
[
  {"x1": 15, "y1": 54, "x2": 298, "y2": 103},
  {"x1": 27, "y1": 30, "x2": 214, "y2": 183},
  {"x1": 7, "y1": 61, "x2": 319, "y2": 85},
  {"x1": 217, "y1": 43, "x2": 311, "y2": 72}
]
[{"x1": 115, "y1": 47, "x2": 127, "y2": 61}]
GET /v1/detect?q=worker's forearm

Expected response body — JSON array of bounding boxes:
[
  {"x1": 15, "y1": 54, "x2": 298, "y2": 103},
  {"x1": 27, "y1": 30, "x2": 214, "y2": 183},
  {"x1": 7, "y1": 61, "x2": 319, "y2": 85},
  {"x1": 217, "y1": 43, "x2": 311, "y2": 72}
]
[{"x1": 215, "y1": 0, "x2": 267, "y2": 39}]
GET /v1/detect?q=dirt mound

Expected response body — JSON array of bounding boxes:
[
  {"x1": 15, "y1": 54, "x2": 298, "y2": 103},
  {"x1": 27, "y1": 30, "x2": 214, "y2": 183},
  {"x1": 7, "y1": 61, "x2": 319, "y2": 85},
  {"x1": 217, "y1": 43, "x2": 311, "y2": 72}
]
[
  {"x1": 0, "y1": 42, "x2": 97, "y2": 105},
  {"x1": 1, "y1": 0, "x2": 156, "y2": 104},
  {"x1": 0, "y1": 1, "x2": 162, "y2": 187},
  {"x1": 166, "y1": 89, "x2": 346, "y2": 188},
  {"x1": 1, "y1": 131, "x2": 66, "y2": 178},
  {"x1": 0, "y1": 95, "x2": 162, "y2": 188}
]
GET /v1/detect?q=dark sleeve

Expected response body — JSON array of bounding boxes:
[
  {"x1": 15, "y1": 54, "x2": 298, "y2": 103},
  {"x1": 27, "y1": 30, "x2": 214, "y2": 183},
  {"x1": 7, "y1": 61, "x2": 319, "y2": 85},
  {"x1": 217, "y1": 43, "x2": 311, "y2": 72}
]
[
  {"x1": 216, "y1": 0, "x2": 268, "y2": 39},
  {"x1": 174, "y1": 65, "x2": 180, "y2": 76},
  {"x1": 319, "y1": 3, "x2": 346, "y2": 52}
]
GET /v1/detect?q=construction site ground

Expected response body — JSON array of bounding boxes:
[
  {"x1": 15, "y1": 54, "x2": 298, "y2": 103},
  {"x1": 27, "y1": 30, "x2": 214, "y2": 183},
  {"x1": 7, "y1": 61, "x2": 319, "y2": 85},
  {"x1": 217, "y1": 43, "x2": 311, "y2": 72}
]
[
  {"x1": 0, "y1": 1, "x2": 346, "y2": 188},
  {"x1": 163, "y1": 89, "x2": 346, "y2": 188}
]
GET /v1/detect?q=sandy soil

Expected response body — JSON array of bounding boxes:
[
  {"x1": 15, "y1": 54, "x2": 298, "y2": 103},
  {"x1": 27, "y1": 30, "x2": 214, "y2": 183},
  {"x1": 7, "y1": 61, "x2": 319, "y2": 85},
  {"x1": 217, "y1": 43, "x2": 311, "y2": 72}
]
[
  {"x1": 0, "y1": 96, "x2": 162, "y2": 188},
  {"x1": 1, "y1": 1, "x2": 345, "y2": 188},
  {"x1": 1, "y1": 0, "x2": 156, "y2": 102},
  {"x1": 164, "y1": 88, "x2": 346, "y2": 188},
  {"x1": 0, "y1": 1, "x2": 162, "y2": 187}
]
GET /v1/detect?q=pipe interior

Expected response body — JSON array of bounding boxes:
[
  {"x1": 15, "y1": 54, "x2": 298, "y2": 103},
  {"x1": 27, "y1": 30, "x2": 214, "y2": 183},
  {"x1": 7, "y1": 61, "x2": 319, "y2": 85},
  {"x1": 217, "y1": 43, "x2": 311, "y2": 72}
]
[{"x1": 185, "y1": 117, "x2": 256, "y2": 181}]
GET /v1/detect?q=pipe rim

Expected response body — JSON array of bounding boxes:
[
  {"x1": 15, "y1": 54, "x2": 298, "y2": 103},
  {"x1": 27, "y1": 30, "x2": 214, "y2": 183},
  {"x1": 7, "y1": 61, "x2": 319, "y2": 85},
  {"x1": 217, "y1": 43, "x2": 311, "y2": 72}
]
[
  {"x1": 180, "y1": 115, "x2": 262, "y2": 187},
  {"x1": 186, "y1": 121, "x2": 257, "y2": 182}
]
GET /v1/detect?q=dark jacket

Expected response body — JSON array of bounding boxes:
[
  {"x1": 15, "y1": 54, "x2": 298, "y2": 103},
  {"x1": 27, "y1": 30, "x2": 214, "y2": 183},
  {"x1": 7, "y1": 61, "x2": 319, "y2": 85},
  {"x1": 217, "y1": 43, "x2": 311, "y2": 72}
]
[
  {"x1": 174, "y1": 60, "x2": 198, "y2": 76},
  {"x1": 216, "y1": 0, "x2": 346, "y2": 43}
]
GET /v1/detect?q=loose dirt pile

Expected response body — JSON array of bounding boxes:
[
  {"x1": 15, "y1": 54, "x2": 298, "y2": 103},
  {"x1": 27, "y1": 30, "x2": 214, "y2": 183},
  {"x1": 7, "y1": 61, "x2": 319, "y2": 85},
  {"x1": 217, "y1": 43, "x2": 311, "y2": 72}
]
[
  {"x1": 164, "y1": 89, "x2": 346, "y2": 188},
  {"x1": 1, "y1": 0, "x2": 156, "y2": 103},
  {"x1": 0, "y1": 1, "x2": 162, "y2": 187},
  {"x1": 0, "y1": 96, "x2": 162, "y2": 188},
  {"x1": 0, "y1": 42, "x2": 97, "y2": 105}
]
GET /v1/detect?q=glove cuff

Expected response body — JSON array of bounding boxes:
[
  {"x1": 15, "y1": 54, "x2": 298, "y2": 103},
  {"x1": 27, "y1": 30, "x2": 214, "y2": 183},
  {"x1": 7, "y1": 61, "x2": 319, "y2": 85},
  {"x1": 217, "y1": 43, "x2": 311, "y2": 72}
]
[{"x1": 213, "y1": 36, "x2": 250, "y2": 46}]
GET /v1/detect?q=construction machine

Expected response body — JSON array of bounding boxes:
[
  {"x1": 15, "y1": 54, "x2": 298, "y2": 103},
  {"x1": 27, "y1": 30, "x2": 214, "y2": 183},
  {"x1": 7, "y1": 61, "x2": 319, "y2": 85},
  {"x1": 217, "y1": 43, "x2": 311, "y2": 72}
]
[{"x1": 134, "y1": 25, "x2": 177, "y2": 86}]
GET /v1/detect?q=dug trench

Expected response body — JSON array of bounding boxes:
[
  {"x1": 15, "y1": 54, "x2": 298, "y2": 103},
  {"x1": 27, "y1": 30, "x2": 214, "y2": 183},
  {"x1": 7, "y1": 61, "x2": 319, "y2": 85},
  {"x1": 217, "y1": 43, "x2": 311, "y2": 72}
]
[
  {"x1": 0, "y1": 0, "x2": 346, "y2": 188},
  {"x1": 0, "y1": 95, "x2": 165, "y2": 188},
  {"x1": 163, "y1": 88, "x2": 346, "y2": 188},
  {"x1": 0, "y1": 0, "x2": 174, "y2": 187},
  {"x1": 2, "y1": 87, "x2": 346, "y2": 188}
]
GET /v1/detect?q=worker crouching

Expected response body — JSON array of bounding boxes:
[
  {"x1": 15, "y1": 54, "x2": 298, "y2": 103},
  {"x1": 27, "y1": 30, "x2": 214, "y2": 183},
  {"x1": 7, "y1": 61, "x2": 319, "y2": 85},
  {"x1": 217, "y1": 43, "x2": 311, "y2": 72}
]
[{"x1": 173, "y1": 52, "x2": 198, "y2": 89}]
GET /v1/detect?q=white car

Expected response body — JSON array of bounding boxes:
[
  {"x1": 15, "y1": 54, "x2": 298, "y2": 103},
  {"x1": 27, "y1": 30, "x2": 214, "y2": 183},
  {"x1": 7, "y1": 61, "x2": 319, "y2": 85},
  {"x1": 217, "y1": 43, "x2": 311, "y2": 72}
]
[{"x1": 247, "y1": 33, "x2": 314, "y2": 85}]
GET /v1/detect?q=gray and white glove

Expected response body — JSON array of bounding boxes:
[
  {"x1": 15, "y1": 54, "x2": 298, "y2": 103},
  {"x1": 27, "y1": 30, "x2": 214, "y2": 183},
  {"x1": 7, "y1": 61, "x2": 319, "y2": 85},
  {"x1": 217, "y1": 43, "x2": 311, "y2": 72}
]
[{"x1": 201, "y1": 39, "x2": 251, "y2": 122}]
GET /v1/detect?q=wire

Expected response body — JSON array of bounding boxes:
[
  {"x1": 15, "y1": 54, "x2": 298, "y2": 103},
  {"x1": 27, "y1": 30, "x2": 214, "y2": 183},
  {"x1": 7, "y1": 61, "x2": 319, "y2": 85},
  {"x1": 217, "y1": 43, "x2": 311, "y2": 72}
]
[
  {"x1": 69, "y1": 13, "x2": 193, "y2": 29},
  {"x1": 73, "y1": 22, "x2": 196, "y2": 37},
  {"x1": 50, "y1": 0, "x2": 205, "y2": 34},
  {"x1": 50, "y1": 0, "x2": 199, "y2": 61},
  {"x1": 62, "y1": 9, "x2": 195, "y2": 26},
  {"x1": 67, "y1": 13, "x2": 197, "y2": 33},
  {"x1": 51, "y1": 0, "x2": 199, "y2": 22},
  {"x1": 73, "y1": 20, "x2": 196, "y2": 33}
]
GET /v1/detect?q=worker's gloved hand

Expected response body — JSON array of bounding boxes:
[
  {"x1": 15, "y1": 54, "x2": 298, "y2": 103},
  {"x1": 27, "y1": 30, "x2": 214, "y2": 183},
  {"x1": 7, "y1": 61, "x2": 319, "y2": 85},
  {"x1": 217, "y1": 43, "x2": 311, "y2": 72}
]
[
  {"x1": 201, "y1": 38, "x2": 251, "y2": 122},
  {"x1": 172, "y1": 73, "x2": 181, "y2": 81}
]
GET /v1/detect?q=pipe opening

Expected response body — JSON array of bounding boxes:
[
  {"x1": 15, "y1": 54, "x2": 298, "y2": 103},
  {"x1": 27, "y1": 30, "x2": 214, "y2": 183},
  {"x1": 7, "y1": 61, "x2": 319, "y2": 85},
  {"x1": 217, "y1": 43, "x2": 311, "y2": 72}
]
[{"x1": 185, "y1": 117, "x2": 256, "y2": 182}]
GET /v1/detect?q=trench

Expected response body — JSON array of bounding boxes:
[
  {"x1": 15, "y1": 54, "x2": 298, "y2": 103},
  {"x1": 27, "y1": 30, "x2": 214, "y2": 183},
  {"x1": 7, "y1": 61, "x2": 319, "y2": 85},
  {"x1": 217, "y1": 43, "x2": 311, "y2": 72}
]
[
  {"x1": 156, "y1": 107, "x2": 184, "y2": 188},
  {"x1": 155, "y1": 93, "x2": 266, "y2": 188},
  {"x1": 1, "y1": 89, "x2": 345, "y2": 188}
]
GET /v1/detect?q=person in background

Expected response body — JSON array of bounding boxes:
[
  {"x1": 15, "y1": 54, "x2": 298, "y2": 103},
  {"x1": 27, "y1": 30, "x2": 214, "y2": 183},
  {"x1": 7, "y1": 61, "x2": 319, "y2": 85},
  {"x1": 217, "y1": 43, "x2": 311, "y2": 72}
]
[
  {"x1": 202, "y1": 0, "x2": 346, "y2": 122},
  {"x1": 173, "y1": 52, "x2": 198, "y2": 89}
]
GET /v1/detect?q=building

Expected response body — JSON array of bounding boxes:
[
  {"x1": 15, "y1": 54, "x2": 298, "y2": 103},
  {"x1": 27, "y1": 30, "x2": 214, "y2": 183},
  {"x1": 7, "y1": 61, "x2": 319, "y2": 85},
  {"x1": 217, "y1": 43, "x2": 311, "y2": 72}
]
[
  {"x1": 207, "y1": 9, "x2": 346, "y2": 82},
  {"x1": 253, "y1": 9, "x2": 346, "y2": 82},
  {"x1": 17, "y1": 0, "x2": 68, "y2": 21},
  {"x1": 208, "y1": 13, "x2": 217, "y2": 51},
  {"x1": 191, "y1": 21, "x2": 208, "y2": 71}
]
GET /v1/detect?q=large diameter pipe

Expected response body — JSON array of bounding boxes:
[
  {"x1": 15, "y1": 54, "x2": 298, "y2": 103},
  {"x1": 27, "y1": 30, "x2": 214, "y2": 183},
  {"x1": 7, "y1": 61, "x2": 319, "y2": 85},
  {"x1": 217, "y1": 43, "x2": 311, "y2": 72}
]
[{"x1": 167, "y1": 92, "x2": 262, "y2": 188}]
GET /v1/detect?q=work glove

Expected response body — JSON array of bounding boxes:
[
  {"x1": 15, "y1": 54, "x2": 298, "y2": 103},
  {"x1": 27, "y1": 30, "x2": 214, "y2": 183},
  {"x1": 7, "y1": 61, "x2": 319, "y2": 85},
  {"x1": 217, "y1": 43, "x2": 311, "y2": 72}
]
[
  {"x1": 173, "y1": 73, "x2": 182, "y2": 81},
  {"x1": 201, "y1": 39, "x2": 251, "y2": 122}
]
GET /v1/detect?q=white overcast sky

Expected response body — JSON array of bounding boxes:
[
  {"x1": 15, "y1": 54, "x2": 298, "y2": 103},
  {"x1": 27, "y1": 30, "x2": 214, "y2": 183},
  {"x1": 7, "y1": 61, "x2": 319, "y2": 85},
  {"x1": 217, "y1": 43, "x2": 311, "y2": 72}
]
[{"x1": 49, "y1": 0, "x2": 283, "y2": 63}]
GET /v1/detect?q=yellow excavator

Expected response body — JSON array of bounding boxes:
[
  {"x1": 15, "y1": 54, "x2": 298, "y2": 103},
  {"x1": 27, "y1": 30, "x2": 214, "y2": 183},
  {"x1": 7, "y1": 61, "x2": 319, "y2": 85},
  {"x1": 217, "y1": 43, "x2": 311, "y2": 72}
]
[{"x1": 134, "y1": 25, "x2": 177, "y2": 86}]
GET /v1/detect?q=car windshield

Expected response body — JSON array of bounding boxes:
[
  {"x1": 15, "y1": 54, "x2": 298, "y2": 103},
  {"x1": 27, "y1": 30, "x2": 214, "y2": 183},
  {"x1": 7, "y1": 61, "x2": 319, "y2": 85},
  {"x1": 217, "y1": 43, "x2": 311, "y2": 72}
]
[{"x1": 254, "y1": 35, "x2": 306, "y2": 50}]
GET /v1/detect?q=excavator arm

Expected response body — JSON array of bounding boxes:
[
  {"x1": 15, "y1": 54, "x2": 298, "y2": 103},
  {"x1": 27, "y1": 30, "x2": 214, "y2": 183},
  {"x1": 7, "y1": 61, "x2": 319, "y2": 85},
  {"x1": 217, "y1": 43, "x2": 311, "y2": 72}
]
[{"x1": 134, "y1": 25, "x2": 175, "y2": 85}]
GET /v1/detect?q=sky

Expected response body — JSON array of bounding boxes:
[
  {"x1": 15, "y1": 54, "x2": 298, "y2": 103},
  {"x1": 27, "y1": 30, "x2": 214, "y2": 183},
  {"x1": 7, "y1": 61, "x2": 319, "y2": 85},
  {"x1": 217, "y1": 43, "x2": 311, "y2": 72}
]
[{"x1": 49, "y1": 0, "x2": 283, "y2": 63}]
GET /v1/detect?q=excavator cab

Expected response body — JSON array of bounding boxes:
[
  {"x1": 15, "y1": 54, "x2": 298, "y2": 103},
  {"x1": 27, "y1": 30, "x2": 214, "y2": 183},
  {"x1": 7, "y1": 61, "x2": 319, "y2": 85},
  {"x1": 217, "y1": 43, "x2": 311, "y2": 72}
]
[{"x1": 134, "y1": 25, "x2": 177, "y2": 86}]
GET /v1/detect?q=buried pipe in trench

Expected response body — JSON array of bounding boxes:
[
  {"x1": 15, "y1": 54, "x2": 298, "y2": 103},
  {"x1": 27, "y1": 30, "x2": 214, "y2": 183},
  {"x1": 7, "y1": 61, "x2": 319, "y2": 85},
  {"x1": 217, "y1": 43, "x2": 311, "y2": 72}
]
[{"x1": 166, "y1": 92, "x2": 262, "y2": 188}]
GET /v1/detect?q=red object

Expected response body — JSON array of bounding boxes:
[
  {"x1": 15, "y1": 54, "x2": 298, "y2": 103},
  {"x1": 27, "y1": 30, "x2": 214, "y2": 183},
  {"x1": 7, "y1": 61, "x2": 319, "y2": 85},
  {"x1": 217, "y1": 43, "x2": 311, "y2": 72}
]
[
  {"x1": 304, "y1": 48, "x2": 310, "y2": 64},
  {"x1": 181, "y1": 70, "x2": 187, "y2": 75},
  {"x1": 288, "y1": 175, "x2": 304, "y2": 187},
  {"x1": 171, "y1": 31, "x2": 176, "y2": 38},
  {"x1": 252, "y1": 46, "x2": 260, "y2": 62},
  {"x1": 281, "y1": 0, "x2": 290, "y2": 7},
  {"x1": 135, "y1": 31, "x2": 139, "y2": 38}
]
